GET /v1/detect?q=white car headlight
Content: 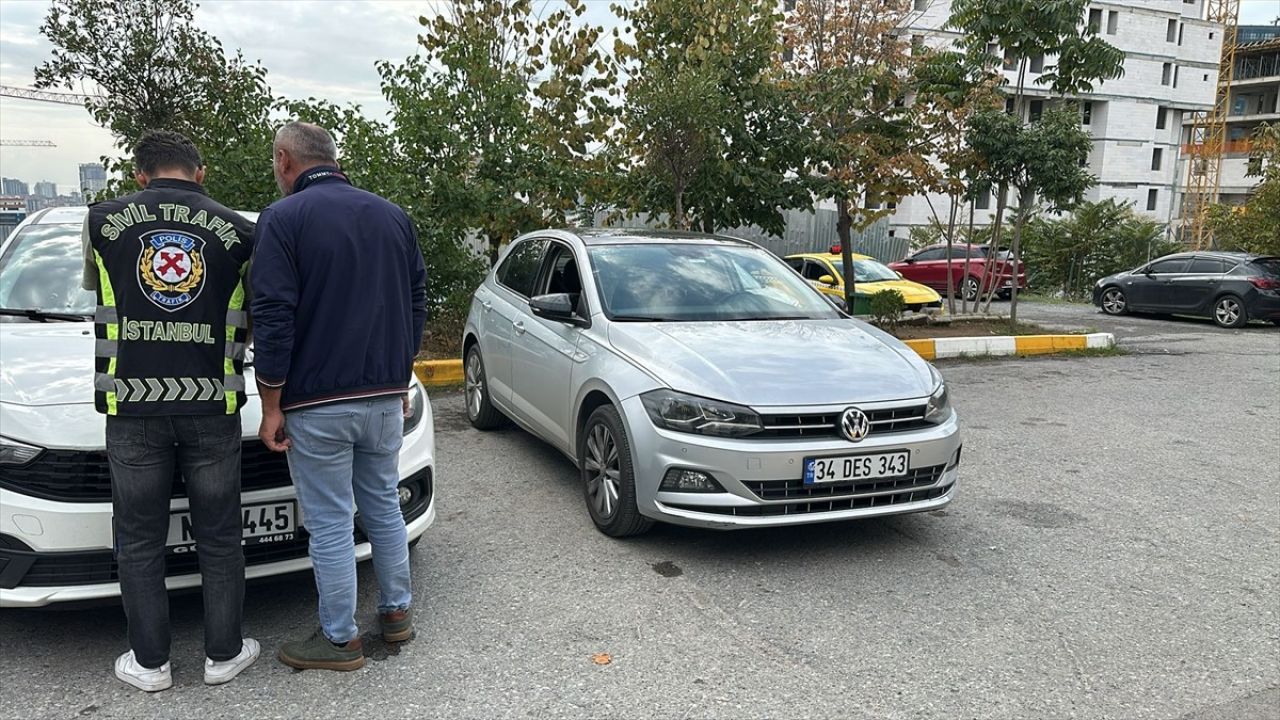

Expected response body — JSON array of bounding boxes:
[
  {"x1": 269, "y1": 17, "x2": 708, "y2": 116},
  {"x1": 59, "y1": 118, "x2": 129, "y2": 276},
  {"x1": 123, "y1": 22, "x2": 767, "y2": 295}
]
[
  {"x1": 924, "y1": 366, "x2": 951, "y2": 424},
  {"x1": 0, "y1": 436, "x2": 42, "y2": 466},
  {"x1": 403, "y1": 383, "x2": 426, "y2": 436},
  {"x1": 640, "y1": 390, "x2": 762, "y2": 438}
]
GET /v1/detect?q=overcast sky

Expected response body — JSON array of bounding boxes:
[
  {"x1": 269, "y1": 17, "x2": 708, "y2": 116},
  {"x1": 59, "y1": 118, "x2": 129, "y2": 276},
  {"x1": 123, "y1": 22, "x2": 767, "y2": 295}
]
[{"x1": 1, "y1": 0, "x2": 1278, "y2": 194}]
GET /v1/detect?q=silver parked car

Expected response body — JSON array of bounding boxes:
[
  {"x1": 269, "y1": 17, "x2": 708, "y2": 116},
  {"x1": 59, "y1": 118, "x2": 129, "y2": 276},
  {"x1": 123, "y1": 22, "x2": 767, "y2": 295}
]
[{"x1": 462, "y1": 229, "x2": 961, "y2": 536}]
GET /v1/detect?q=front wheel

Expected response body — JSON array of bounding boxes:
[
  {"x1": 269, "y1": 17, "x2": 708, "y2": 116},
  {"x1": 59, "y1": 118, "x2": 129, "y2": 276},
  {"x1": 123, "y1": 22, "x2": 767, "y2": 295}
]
[
  {"x1": 961, "y1": 276, "x2": 981, "y2": 302},
  {"x1": 464, "y1": 345, "x2": 505, "y2": 430},
  {"x1": 1213, "y1": 294, "x2": 1248, "y2": 328},
  {"x1": 1100, "y1": 287, "x2": 1128, "y2": 316},
  {"x1": 579, "y1": 405, "x2": 652, "y2": 538}
]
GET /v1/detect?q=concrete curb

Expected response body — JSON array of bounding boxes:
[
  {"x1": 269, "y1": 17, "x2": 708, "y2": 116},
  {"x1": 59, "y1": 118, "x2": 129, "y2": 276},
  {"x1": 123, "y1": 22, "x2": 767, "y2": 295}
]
[
  {"x1": 414, "y1": 359, "x2": 464, "y2": 387},
  {"x1": 414, "y1": 333, "x2": 1116, "y2": 387},
  {"x1": 903, "y1": 333, "x2": 1115, "y2": 360}
]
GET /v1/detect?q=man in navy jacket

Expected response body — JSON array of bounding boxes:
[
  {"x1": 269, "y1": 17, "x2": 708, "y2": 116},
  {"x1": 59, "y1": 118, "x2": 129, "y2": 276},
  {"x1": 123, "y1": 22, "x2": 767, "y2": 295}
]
[{"x1": 251, "y1": 122, "x2": 427, "y2": 671}]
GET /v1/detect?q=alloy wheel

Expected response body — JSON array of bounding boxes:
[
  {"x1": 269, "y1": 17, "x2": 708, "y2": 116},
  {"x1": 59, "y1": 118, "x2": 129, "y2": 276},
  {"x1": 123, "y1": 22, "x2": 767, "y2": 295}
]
[
  {"x1": 963, "y1": 277, "x2": 980, "y2": 301},
  {"x1": 583, "y1": 423, "x2": 621, "y2": 520},
  {"x1": 1215, "y1": 297, "x2": 1241, "y2": 327},
  {"x1": 1102, "y1": 288, "x2": 1126, "y2": 315},
  {"x1": 465, "y1": 351, "x2": 484, "y2": 419}
]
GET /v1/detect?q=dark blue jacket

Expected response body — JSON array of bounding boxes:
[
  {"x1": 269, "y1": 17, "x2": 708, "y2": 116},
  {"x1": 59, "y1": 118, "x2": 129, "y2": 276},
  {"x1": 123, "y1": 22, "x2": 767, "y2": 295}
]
[{"x1": 250, "y1": 167, "x2": 427, "y2": 411}]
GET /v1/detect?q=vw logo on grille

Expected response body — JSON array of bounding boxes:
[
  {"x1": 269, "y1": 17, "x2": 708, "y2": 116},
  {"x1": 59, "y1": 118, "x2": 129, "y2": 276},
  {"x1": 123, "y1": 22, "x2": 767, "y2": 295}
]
[{"x1": 839, "y1": 407, "x2": 870, "y2": 443}]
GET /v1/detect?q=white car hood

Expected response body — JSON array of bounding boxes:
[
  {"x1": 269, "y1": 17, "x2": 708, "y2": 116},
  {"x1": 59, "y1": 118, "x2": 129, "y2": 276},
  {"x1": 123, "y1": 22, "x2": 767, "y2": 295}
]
[
  {"x1": 1, "y1": 323, "x2": 260, "y2": 407},
  {"x1": 606, "y1": 319, "x2": 934, "y2": 407}
]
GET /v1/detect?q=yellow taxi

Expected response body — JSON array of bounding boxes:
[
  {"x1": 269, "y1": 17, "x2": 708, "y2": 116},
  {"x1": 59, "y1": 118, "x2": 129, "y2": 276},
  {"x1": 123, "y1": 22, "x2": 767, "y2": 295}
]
[{"x1": 784, "y1": 252, "x2": 943, "y2": 312}]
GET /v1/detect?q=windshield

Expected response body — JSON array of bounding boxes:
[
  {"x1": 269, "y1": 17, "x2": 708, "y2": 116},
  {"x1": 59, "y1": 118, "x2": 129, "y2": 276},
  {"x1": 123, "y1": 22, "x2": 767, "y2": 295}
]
[
  {"x1": 853, "y1": 259, "x2": 900, "y2": 283},
  {"x1": 0, "y1": 224, "x2": 96, "y2": 321},
  {"x1": 589, "y1": 243, "x2": 839, "y2": 322}
]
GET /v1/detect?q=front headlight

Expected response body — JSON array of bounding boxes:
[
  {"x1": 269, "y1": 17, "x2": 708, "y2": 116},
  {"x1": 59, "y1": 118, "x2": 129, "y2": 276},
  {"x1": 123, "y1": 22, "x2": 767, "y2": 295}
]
[
  {"x1": 403, "y1": 383, "x2": 426, "y2": 435},
  {"x1": 640, "y1": 390, "x2": 762, "y2": 438},
  {"x1": 0, "y1": 436, "x2": 43, "y2": 466},
  {"x1": 924, "y1": 366, "x2": 951, "y2": 424}
]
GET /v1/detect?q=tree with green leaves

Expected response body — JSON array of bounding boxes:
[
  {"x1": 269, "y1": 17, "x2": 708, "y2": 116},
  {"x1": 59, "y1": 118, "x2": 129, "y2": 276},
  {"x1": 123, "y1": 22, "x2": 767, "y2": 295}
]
[
  {"x1": 911, "y1": 48, "x2": 1002, "y2": 314},
  {"x1": 614, "y1": 0, "x2": 811, "y2": 234},
  {"x1": 35, "y1": 0, "x2": 278, "y2": 209},
  {"x1": 781, "y1": 0, "x2": 929, "y2": 311},
  {"x1": 1021, "y1": 198, "x2": 1177, "y2": 298},
  {"x1": 1209, "y1": 123, "x2": 1280, "y2": 256},
  {"x1": 383, "y1": 0, "x2": 616, "y2": 263},
  {"x1": 948, "y1": 0, "x2": 1125, "y2": 322}
]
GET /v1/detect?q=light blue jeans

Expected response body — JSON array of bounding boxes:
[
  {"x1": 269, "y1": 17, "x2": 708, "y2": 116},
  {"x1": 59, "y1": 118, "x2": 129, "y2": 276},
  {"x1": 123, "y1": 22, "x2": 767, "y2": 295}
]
[{"x1": 286, "y1": 396, "x2": 411, "y2": 644}]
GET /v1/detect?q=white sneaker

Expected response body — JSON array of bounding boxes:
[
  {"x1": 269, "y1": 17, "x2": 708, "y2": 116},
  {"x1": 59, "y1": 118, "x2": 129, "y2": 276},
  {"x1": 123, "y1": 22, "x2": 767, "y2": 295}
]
[
  {"x1": 114, "y1": 650, "x2": 173, "y2": 692},
  {"x1": 204, "y1": 638, "x2": 261, "y2": 686}
]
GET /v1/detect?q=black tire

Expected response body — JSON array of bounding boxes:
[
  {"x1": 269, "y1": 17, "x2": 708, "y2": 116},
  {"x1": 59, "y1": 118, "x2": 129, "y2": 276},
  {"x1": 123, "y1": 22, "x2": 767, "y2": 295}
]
[
  {"x1": 962, "y1": 276, "x2": 981, "y2": 302},
  {"x1": 1212, "y1": 294, "x2": 1248, "y2": 328},
  {"x1": 579, "y1": 405, "x2": 652, "y2": 537},
  {"x1": 464, "y1": 345, "x2": 505, "y2": 430},
  {"x1": 1099, "y1": 286, "x2": 1128, "y2": 316},
  {"x1": 998, "y1": 290, "x2": 1012, "y2": 301}
]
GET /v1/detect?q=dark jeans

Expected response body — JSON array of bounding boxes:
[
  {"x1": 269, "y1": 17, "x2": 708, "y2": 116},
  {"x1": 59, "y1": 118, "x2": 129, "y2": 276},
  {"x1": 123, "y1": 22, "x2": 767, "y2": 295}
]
[{"x1": 106, "y1": 414, "x2": 245, "y2": 667}]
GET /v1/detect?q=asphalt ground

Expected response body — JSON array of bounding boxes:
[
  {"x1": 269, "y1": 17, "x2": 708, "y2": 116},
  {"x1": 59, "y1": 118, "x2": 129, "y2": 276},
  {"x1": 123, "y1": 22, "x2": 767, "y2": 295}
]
[{"x1": 1, "y1": 302, "x2": 1276, "y2": 720}]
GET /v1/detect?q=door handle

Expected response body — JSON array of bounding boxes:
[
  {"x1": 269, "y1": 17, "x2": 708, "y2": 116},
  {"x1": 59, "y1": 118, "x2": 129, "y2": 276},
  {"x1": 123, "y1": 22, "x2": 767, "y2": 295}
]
[
  {"x1": 513, "y1": 320, "x2": 526, "y2": 335},
  {"x1": 481, "y1": 300, "x2": 492, "y2": 312}
]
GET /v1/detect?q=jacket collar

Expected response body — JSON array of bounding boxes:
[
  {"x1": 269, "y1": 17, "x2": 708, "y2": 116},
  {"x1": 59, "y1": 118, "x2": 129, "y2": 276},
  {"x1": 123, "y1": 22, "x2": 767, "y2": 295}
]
[
  {"x1": 146, "y1": 178, "x2": 207, "y2": 195},
  {"x1": 292, "y1": 165, "x2": 351, "y2": 195}
]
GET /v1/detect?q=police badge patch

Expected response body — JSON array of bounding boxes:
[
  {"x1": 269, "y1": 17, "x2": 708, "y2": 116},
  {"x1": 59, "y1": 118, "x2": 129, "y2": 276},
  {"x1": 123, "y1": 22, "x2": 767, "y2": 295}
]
[{"x1": 138, "y1": 230, "x2": 206, "y2": 311}]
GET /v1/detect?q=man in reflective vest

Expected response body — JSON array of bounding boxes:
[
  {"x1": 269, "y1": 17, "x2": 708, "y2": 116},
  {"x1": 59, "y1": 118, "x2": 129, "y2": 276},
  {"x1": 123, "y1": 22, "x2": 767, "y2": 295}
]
[{"x1": 82, "y1": 131, "x2": 259, "y2": 691}]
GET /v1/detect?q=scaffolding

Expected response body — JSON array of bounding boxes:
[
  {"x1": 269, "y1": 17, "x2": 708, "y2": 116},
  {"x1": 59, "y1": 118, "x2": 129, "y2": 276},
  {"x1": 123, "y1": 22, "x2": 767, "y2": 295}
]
[{"x1": 1180, "y1": 0, "x2": 1241, "y2": 249}]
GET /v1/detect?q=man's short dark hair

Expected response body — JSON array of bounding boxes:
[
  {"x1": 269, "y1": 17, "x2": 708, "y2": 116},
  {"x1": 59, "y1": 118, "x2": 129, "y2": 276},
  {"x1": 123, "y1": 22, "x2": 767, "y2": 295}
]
[{"x1": 133, "y1": 131, "x2": 203, "y2": 176}]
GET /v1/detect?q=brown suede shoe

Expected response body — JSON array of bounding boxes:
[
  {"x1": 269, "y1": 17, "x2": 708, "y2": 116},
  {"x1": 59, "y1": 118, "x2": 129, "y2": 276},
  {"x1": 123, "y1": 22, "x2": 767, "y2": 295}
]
[{"x1": 379, "y1": 608, "x2": 413, "y2": 643}]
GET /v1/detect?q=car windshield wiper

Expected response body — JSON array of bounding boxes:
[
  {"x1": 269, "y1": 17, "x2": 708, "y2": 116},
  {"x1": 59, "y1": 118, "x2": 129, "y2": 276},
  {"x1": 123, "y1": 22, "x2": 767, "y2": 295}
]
[{"x1": 0, "y1": 308, "x2": 93, "y2": 323}]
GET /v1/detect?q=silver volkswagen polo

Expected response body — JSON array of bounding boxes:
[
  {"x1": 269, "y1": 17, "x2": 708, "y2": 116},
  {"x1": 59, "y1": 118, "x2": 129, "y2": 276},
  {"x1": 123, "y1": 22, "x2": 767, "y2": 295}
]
[{"x1": 462, "y1": 229, "x2": 961, "y2": 536}]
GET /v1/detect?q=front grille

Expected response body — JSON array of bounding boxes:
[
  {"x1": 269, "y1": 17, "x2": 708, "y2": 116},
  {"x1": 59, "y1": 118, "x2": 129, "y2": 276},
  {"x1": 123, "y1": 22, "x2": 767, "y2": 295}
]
[
  {"x1": 0, "y1": 441, "x2": 293, "y2": 502},
  {"x1": 757, "y1": 404, "x2": 931, "y2": 439},
  {"x1": 742, "y1": 463, "x2": 945, "y2": 500},
  {"x1": 666, "y1": 483, "x2": 952, "y2": 517}
]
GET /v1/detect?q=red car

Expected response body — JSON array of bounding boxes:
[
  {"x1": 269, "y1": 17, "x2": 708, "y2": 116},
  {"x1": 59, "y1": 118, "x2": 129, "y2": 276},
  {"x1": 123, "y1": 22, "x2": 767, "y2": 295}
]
[{"x1": 888, "y1": 243, "x2": 1027, "y2": 302}]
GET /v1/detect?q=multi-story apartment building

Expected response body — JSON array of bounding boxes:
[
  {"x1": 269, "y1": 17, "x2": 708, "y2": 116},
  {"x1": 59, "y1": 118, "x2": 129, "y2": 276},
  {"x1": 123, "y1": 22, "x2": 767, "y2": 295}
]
[
  {"x1": 77, "y1": 163, "x2": 107, "y2": 195},
  {"x1": 889, "y1": 0, "x2": 1221, "y2": 241},
  {"x1": 1, "y1": 178, "x2": 29, "y2": 197},
  {"x1": 33, "y1": 181, "x2": 58, "y2": 199}
]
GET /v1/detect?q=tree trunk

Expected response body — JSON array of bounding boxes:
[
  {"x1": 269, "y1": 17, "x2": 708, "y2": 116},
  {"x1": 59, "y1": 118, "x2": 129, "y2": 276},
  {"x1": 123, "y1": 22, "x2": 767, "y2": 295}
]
[
  {"x1": 944, "y1": 195, "x2": 959, "y2": 315},
  {"x1": 674, "y1": 188, "x2": 686, "y2": 230},
  {"x1": 837, "y1": 196, "x2": 856, "y2": 313},
  {"x1": 962, "y1": 198, "x2": 975, "y2": 315},
  {"x1": 979, "y1": 182, "x2": 1009, "y2": 314},
  {"x1": 1008, "y1": 185, "x2": 1033, "y2": 326}
]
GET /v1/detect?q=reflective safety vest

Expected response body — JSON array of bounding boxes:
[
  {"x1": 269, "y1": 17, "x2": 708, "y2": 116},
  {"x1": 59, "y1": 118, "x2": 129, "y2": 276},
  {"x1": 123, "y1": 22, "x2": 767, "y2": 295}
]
[{"x1": 88, "y1": 179, "x2": 255, "y2": 416}]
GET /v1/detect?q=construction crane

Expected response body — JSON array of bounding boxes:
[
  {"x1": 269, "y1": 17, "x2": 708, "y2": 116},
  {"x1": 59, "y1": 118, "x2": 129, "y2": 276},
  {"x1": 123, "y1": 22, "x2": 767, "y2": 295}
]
[
  {"x1": 1180, "y1": 0, "x2": 1241, "y2": 249},
  {"x1": 0, "y1": 140, "x2": 56, "y2": 147},
  {"x1": 0, "y1": 85, "x2": 94, "y2": 106}
]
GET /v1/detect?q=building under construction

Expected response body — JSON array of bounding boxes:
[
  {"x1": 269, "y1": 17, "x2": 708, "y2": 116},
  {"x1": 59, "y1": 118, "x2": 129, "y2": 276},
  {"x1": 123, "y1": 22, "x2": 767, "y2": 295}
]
[{"x1": 1216, "y1": 28, "x2": 1280, "y2": 207}]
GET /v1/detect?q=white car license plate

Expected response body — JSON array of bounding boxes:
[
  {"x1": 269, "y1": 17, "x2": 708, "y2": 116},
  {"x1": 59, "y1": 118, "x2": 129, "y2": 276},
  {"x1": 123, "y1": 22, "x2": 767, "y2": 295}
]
[
  {"x1": 804, "y1": 451, "x2": 909, "y2": 484},
  {"x1": 166, "y1": 501, "x2": 297, "y2": 548}
]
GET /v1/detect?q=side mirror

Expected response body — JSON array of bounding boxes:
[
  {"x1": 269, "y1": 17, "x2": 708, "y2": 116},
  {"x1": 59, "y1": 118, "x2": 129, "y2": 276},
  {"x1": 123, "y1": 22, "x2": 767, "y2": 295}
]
[
  {"x1": 529, "y1": 293, "x2": 586, "y2": 326},
  {"x1": 818, "y1": 274, "x2": 838, "y2": 287},
  {"x1": 896, "y1": 271, "x2": 905, "y2": 279},
  {"x1": 902, "y1": 257, "x2": 916, "y2": 264}
]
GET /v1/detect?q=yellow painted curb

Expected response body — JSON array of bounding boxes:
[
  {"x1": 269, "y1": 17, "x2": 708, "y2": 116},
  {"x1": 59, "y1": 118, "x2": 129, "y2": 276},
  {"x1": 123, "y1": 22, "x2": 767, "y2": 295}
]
[
  {"x1": 1012, "y1": 334, "x2": 1088, "y2": 356},
  {"x1": 903, "y1": 338, "x2": 936, "y2": 360},
  {"x1": 415, "y1": 359, "x2": 463, "y2": 387}
]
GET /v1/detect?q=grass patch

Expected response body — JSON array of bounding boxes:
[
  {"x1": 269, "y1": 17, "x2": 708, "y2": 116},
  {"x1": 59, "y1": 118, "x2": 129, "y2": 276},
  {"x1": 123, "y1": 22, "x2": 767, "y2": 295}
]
[{"x1": 892, "y1": 319, "x2": 1065, "y2": 340}]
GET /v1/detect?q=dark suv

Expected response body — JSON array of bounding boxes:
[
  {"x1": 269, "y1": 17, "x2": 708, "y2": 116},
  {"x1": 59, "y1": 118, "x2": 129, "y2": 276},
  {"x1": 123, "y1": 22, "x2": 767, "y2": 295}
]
[
  {"x1": 889, "y1": 243, "x2": 1027, "y2": 302},
  {"x1": 1093, "y1": 252, "x2": 1280, "y2": 328}
]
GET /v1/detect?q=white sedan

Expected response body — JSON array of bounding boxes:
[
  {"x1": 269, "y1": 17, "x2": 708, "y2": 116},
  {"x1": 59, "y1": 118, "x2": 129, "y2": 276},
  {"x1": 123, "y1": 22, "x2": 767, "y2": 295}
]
[{"x1": 0, "y1": 207, "x2": 436, "y2": 607}]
